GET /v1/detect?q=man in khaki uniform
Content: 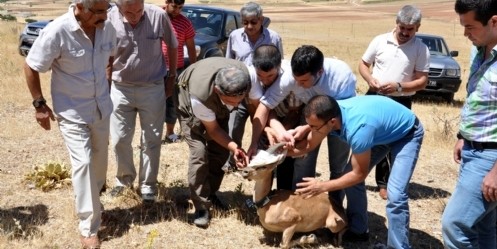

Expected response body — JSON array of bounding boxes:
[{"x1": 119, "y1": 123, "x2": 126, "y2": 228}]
[{"x1": 174, "y1": 57, "x2": 251, "y2": 227}]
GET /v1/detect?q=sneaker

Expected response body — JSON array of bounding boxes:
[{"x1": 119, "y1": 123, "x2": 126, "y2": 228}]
[
  {"x1": 209, "y1": 194, "x2": 229, "y2": 211},
  {"x1": 163, "y1": 133, "x2": 182, "y2": 143},
  {"x1": 108, "y1": 186, "x2": 125, "y2": 198},
  {"x1": 80, "y1": 235, "x2": 100, "y2": 249},
  {"x1": 342, "y1": 230, "x2": 369, "y2": 242},
  {"x1": 193, "y1": 209, "x2": 210, "y2": 227},
  {"x1": 379, "y1": 187, "x2": 388, "y2": 200},
  {"x1": 141, "y1": 193, "x2": 156, "y2": 202}
]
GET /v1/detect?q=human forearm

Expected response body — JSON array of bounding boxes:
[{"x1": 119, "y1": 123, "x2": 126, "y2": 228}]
[
  {"x1": 167, "y1": 48, "x2": 178, "y2": 76},
  {"x1": 24, "y1": 62, "x2": 43, "y2": 99}
]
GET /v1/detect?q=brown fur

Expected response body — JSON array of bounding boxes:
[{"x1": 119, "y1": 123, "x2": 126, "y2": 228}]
[{"x1": 242, "y1": 162, "x2": 348, "y2": 248}]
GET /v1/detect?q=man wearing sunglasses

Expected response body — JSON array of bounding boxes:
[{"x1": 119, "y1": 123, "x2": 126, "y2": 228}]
[
  {"x1": 24, "y1": 0, "x2": 116, "y2": 247},
  {"x1": 106, "y1": 0, "x2": 178, "y2": 202},
  {"x1": 224, "y1": 1, "x2": 284, "y2": 173},
  {"x1": 290, "y1": 95, "x2": 424, "y2": 249},
  {"x1": 174, "y1": 57, "x2": 250, "y2": 228}
]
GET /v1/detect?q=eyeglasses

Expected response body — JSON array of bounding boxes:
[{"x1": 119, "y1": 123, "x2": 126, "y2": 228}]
[
  {"x1": 309, "y1": 118, "x2": 331, "y2": 133},
  {"x1": 243, "y1": 20, "x2": 259, "y2": 26},
  {"x1": 88, "y1": 4, "x2": 112, "y2": 15},
  {"x1": 221, "y1": 89, "x2": 248, "y2": 97}
]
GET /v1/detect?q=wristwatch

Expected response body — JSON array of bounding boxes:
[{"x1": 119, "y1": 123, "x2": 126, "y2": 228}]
[
  {"x1": 32, "y1": 97, "x2": 46, "y2": 109},
  {"x1": 396, "y1": 82, "x2": 403, "y2": 92}
]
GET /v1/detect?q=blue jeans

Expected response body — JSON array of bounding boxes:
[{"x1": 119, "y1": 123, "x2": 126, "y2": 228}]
[
  {"x1": 291, "y1": 134, "x2": 350, "y2": 191},
  {"x1": 340, "y1": 120, "x2": 424, "y2": 249},
  {"x1": 441, "y1": 145, "x2": 497, "y2": 249}
]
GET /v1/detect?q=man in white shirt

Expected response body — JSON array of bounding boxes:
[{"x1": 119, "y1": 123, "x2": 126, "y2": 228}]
[
  {"x1": 358, "y1": 4, "x2": 429, "y2": 201},
  {"x1": 248, "y1": 45, "x2": 356, "y2": 191},
  {"x1": 24, "y1": 0, "x2": 116, "y2": 247}
]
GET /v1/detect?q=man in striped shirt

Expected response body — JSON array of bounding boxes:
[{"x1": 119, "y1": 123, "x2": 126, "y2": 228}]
[
  {"x1": 162, "y1": 0, "x2": 197, "y2": 143},
  {"x1": 442, "y1": 1, "x2": 497, "y2": 248}
]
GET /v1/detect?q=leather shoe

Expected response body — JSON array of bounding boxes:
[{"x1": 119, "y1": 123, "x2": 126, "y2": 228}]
[
  {"x1": 80, "y1": 235, "x2": 100, "y2": 249},
  {"x1": 193, "y1": 209, "x2": 210, "y2": 227},
  {"x1": 209, "y1": 194, "x2": 229, "y2": 211}
]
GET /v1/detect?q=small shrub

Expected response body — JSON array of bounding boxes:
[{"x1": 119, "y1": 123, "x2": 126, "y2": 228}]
[
  {"x1": 25, "y1": 18, "x2": 37, "y2": 23},
  {"x1": 0, "y1": 14, "x2": 17, "y2": 22},
  {"x1": 24, "y1": 161, "x2": 71, "y2": 191},
  {"x1": 431, "y1": 108, "x2": 459, "y2": 142}
]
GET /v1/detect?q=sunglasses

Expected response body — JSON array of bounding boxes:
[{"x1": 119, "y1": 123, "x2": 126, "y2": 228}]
[{"x1": 88, "y1": 3, "x2": 112, "y2": 15}]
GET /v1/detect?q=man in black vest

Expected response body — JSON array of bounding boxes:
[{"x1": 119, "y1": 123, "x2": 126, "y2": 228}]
[{"x1": 175, "y1": 57, "x2": 251, "y2": 228}]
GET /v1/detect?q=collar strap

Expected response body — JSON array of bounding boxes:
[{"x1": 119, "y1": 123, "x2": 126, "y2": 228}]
[{"x1": 254, "y1": 190, "x2": 276, "y2": 208}]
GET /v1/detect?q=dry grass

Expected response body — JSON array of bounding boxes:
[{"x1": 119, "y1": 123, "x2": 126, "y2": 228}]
[{"x1": 0, "y1": 0, "x2": 464, "y2": 248}]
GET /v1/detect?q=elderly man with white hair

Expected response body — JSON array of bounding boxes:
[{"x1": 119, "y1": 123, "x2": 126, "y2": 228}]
[{"x1": 24, "y1": 0, "x2": 116, "y2": 247}]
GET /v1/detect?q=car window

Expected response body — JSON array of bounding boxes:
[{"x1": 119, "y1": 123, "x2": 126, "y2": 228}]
[
  {"x1": 182, "y1": 9, "x2": 223, "y2": 37},
  {"x1": 419, "y1": 36, "x2": 449, "y2": 56},
  {"x1": 225, "y1": 14, "x2": 237, "y2": 37}
]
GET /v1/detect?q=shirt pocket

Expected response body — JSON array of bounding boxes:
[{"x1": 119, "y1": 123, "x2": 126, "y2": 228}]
[{"x1": 481, "y1": 67, "x2": 497, "y2": 99}]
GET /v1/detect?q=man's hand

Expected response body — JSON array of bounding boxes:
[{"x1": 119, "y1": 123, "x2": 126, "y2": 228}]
[
  {"x1": 35, "y1": 105, "x2": 55, "y2": 130},
  {"x1": 292, "y1": 125, "x2": 310, "y2": 141},
  {"x1": 367, "y1": 78, "x2": 382, "y2": 92},
  {"x1": 246, "y1": 143, "x2": 259, "y2": 165},
  {"x1": 453, "y1": 139, "x2": 464, "y2": 164},
  {"x1": 295, "y1": 177, "x2": 326, "y2": 199},
  {"x1": 234, "y1": 147, "x2": 248, "y2": 168},
  {"x1": 378, "y1": 82, "x2": 396, "y2": 95},
  {"x1": 482, "y1": 161, "x2": 497, "y2": 202}
]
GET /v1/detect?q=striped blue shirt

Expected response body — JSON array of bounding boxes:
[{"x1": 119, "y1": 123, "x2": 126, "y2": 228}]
[{"x1": 459, "y1": 45, "x2": 497, "y2": 142}]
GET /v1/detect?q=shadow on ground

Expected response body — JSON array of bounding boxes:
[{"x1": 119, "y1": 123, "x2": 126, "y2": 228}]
[
  {"x1": 0, "y1": 204, "x2": 48, "y2": 240},
  {"x1": 366, "y1": 181, "x2": 451, "y2": 201},
  {"x1": 99, "y1": 185, "x2": 258, "y2": 241}
]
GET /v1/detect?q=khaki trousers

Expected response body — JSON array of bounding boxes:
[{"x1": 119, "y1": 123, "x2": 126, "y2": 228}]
[{"x1": 58, "y1": 112, "x2": 109, "y2": 237}]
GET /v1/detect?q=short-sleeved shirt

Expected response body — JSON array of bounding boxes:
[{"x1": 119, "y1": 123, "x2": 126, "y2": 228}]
[
  {"x1": 226, "y1": 27, "x2": 283, "y2": 65},
  {"x1": 361, "y1": 31, "x2": 430, "y2": 96},
  {"x1": 247, "y1": 60, "x2": 290, "y2": 101},
  {"x1": 161, "y1": 11, "x2": 195, "y2": 69},
  {"x1": 260, "y1": 58, "x2": 357, "y2": 109},
  {"x1": 26, "y1": 5, "x2": 117, "y2": 124},
  {"x1": 108, "y1": 4, "x2": 178, "y2": 84},
  {"x1": 191, "y1": 95, "x2": 235, "y2": 122},
  {"x1": 332, "y1": 95, "x2": 416, "y2": 153},
  {"x1": 459, "y1": 45, "x2": 497, "y2": 142}
]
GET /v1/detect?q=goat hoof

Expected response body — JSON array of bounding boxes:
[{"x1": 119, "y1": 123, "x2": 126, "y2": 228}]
[{"x1": 299, "y1": 234, "x2": 317, "y2": 244}]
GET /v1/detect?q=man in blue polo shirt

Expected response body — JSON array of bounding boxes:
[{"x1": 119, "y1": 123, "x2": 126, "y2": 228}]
[{"x1": 288, "y1": 95, "x2": 424, "y2": 249}]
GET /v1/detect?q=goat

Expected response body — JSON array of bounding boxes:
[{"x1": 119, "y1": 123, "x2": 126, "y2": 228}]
[{"x1": 241, "y1": 145, "x2": 348, "y2": 248}]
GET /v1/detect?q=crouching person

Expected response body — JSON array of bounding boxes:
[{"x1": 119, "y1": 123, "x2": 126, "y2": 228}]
[
  {"x1": 174, "y1": 57, "x2": 251, "y2": 228},
  {"x1": 288, "y1": 95, "x2": 424, "y2": 248}
]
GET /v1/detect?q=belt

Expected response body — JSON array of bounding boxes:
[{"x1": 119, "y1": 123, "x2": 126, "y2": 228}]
[
  {"x1": 406, "y1": 117, "x2": 420, "y2": 136},
  {"x1": 464, "y1": 139, "x2": 497, "y2": 150}
]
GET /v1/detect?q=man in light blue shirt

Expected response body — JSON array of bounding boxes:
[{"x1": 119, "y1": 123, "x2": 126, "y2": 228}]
[{"x1": 289, "y1": 95, "x2": 424, "y2": 249}]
